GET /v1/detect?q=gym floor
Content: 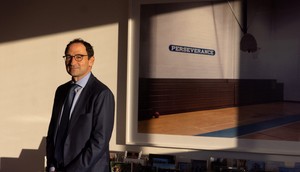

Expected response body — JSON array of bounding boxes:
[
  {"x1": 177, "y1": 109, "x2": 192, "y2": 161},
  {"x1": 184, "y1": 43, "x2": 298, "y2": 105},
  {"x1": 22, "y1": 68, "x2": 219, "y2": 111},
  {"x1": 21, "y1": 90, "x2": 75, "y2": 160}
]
[{"x1": 138, "y1": 102, "x2": 300, "y2": 141}]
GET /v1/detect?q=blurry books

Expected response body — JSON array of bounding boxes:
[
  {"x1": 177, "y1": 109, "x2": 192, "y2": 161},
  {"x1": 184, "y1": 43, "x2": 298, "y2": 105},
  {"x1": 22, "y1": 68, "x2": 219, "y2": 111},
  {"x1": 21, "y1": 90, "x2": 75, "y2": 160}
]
[
  {"x1": 111, "y1": 162, "x2": 132, "y2": 172},
  {"x1": 191, "y1": 159, "x2": 207, "y2": 172},
  {"x1": 210, "y1": 157, "x2": 248, "y2": 172},
  {"x1": 149, "y1": 154, "x2": 176, "y2": 170},
  {"x1": 177, "y1": 162, "x2": 192, "y2": 172},
  {"x1": 246, "y1": 160, "x2": 265, "y2": 172}
]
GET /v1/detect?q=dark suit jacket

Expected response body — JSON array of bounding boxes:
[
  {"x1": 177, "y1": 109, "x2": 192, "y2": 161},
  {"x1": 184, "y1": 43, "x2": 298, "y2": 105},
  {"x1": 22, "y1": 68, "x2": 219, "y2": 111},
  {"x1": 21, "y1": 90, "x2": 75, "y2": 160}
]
[{"x1": 46, "y1": 74, "x2": 115, "y2": 172}]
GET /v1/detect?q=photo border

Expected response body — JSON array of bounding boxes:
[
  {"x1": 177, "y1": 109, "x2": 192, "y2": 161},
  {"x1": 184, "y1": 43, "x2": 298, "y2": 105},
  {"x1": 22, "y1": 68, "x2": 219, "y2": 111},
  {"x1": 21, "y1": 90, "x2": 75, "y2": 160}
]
[{"x1": 126, "y1": 0, "x2": 300, "y2": 156}]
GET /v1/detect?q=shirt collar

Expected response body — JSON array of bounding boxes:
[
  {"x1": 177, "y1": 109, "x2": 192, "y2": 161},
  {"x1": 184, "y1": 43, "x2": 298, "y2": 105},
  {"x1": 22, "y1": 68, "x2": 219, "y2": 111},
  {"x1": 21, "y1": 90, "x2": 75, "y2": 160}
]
[{"x1": 72, "y1": 72, "x2": 91, "y2": 88}]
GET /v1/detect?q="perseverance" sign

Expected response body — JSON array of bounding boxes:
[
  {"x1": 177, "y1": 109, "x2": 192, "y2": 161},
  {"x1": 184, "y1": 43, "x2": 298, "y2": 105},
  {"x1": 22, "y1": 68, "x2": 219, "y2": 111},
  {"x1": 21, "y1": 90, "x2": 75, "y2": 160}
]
[{"x1": 169, "y1": 44, "x2": 215, "y2": 56}]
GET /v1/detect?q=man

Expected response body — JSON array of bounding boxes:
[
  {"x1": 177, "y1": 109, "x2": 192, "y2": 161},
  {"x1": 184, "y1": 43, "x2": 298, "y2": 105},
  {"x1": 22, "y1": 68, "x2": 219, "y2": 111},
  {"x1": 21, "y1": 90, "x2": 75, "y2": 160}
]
[{"x1": 46, "y1": 38, "x2": 115, "y2": 172}]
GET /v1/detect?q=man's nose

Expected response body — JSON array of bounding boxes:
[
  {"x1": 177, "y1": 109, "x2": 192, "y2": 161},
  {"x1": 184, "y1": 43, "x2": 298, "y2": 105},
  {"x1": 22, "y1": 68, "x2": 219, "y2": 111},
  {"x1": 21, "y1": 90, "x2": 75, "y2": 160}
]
[{"x1": 69, "y1": 56, "x2": 77, "y2": 64}]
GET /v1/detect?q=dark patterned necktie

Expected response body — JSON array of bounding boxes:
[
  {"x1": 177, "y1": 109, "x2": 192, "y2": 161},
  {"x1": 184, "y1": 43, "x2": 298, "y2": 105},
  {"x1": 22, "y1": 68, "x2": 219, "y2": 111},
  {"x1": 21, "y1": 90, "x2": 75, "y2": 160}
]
[{"x1": 54, "y1": 84, "x2": 79, "y2": 165}]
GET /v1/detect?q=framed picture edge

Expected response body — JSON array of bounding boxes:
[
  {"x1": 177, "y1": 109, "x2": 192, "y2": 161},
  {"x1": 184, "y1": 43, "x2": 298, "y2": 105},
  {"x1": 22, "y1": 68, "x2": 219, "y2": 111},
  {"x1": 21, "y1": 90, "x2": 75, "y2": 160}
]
[{"x1": 125, "y1": 0, "x2": 300, "y2": 156}]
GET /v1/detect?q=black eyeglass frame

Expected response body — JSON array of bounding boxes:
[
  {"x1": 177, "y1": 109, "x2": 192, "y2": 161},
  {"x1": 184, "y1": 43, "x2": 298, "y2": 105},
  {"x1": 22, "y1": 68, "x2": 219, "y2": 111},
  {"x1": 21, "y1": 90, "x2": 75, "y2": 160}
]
[{"x1": 63, "y1": 54, "x2": 89, "y2": 62}]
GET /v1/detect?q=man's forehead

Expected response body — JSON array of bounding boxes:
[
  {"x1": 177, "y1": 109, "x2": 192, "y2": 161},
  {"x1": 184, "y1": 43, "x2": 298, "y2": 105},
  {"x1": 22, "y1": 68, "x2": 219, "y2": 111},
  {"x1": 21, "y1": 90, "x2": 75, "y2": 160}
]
[{"x1": 67, "y1": 43, "x2": 86, "y2": 52}]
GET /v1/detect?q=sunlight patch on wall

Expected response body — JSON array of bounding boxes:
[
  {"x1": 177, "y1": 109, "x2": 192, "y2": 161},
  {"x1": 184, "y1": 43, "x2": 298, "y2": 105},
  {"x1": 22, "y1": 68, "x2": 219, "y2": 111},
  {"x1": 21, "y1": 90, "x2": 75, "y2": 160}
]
[{"x1": 0, "y1": 23, "x2": 118, "y2": 157}]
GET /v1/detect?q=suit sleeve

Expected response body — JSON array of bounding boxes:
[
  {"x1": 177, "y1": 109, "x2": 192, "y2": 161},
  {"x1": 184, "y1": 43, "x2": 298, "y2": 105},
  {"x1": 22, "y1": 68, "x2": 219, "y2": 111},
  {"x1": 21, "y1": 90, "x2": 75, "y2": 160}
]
[
  {"x1": 46, "y1": 88, "x2": 61, "y2": 171},
  {"x1": 65, "y1": 89, "x2": 115, "y2": 172}
]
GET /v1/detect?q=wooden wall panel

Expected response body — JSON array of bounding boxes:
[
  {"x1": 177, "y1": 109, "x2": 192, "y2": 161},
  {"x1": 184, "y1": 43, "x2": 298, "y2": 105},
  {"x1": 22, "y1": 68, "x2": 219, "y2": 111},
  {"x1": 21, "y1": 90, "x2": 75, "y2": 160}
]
[{"x1": 138, "y1": 78, "x2": 283, "y2": 119}]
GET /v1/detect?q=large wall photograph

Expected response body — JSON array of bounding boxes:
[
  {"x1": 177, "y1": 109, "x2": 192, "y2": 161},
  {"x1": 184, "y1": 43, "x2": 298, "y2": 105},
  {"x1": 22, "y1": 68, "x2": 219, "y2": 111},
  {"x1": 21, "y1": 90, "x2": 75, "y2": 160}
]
[{"x1": 127, "y1": 0, "x2": 300, "y2": 154}]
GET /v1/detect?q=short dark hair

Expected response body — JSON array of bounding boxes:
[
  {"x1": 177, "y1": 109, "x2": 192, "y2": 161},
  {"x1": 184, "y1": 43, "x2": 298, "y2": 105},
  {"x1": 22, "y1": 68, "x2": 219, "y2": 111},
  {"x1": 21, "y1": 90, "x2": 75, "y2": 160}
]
[{"x1": 65, "y1": 38, "x2": 94, "y2": 59}]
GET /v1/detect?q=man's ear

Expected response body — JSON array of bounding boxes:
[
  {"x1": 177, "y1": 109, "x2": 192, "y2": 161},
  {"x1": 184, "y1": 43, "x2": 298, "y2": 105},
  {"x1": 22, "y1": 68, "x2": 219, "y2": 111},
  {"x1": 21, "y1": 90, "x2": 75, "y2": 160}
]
[{"x1": 89, "y1": 56, "x2": 95, "y2": 67}]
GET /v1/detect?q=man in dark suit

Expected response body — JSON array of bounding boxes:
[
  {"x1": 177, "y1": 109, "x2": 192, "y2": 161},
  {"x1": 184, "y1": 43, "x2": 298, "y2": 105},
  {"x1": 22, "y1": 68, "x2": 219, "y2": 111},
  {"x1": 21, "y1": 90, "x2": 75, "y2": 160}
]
[{"x1": 46, "y1": 38, "x2": 115, "y2": 172}]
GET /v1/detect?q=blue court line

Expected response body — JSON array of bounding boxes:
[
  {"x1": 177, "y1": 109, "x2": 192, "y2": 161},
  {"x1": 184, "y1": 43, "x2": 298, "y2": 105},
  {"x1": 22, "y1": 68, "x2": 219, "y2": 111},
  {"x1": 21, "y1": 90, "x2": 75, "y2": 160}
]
[{"x1": 197, "y1": 114, "x2": 300, "y2": 137}]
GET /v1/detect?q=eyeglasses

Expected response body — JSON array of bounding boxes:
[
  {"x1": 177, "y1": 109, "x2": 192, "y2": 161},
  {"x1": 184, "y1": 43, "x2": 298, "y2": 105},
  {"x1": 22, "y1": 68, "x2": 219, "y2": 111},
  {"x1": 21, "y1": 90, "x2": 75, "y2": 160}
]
[{"x1": 63, "y1": 54, "x2": 88, "y2": 62}]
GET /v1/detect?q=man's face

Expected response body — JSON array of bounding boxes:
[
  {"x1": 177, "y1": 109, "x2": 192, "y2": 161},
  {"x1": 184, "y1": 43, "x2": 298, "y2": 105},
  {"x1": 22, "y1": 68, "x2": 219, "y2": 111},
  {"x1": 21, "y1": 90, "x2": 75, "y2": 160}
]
[{"x1": 65, "y1": 43, "x2": 94, "y2": 81}]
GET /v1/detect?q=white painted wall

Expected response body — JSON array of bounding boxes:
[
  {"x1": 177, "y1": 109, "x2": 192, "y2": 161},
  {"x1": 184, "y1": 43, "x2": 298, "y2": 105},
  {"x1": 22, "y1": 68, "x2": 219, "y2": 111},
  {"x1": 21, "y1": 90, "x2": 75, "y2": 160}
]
[
  {"x1": 0, "y1": 1, "x2": 124, "y2": 171},
  {"x1": 140, "y1": 1, "x2": 241, "y2": 79}
]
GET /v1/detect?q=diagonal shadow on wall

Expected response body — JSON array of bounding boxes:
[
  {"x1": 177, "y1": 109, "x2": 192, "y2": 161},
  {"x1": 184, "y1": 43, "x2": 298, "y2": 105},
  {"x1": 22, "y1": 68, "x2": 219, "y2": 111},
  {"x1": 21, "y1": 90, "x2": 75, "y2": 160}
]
[
  {"x1": 1, "y1": 137, "x2": 46, "y2": 172},
  {"x1": 0, "y1": 0, "x2": 128, "y2": 171},
  {"x1": 0, "y1": 1, "x2": 126, "y2": 43}
]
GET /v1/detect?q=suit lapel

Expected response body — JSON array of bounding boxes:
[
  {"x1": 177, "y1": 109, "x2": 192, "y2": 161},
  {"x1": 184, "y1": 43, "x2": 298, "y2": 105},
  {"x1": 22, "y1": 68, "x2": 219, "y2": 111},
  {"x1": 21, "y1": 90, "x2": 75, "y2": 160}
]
[
  {"x1": 67, "y1": 75, "x2": 95, "y2": 133},
  {"x1": 53, "y1": 82, "x2": 73, "y2": 140}
]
